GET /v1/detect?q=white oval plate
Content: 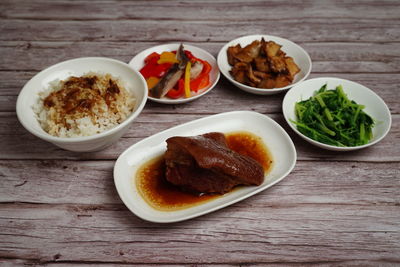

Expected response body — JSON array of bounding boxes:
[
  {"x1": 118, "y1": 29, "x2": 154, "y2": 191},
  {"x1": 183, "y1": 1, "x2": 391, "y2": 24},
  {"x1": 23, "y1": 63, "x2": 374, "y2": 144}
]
[
  {"x1": 217, "y1": 34, "x2": 312, "y2": 95},
  {"x1": 129, "y1": 43, "x2": 220, "y2": 104},
  {"x1": 282, "y1": 77, "x2": 392, "y2": 151},
  {"x1": 114, "y1": 111, "x2": 297, "y2": 223}
]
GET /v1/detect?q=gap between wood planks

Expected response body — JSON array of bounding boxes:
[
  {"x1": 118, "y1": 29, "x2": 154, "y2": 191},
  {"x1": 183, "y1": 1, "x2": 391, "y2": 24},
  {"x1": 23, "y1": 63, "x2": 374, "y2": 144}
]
[
  {"x1": 0, "y1": 198, "x2": 399, "y2": 207},
  {"x1": 1, "y1": 256, "x2": 399, "y2": 266},
  {"x1": 1, "y1": 40, "x2": 400, "y2": 45},
  {"x1": 1, "y1": 15, "x2": 400, "y2": 22}
]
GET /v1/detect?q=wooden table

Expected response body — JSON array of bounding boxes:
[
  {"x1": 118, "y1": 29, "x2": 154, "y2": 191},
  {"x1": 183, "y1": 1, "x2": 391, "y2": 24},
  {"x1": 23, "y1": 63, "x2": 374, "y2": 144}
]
[{"x1": 1, "y1": 1, "x2": 399, "y2": 265}]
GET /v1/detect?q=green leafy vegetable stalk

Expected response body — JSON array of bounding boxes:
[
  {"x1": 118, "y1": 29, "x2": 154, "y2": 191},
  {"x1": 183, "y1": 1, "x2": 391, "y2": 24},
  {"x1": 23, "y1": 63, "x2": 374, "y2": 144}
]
[{"x1": 291, "y1": 84, "x2": 375, "y2": 147}]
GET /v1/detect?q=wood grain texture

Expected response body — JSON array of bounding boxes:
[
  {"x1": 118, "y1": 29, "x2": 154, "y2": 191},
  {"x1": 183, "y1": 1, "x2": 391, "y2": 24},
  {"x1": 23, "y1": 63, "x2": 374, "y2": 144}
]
[
  {"x1": 1, "y1": 202, "x2": 399, "y2": 264},
  {"x1": 1, "y1": 160, "x2": 399, "y2": 205},
  {"x1": 2, "y1": 0, "x2": 400, "y2": 20},
  {"x1": 1, "y1": 0, "x2": 399, "y2": 265},
  {"x1": 1, "y1": 41, "x2": 399, "y2": 72},
  {"x1": 1, "y1": 262, "x2": 399, "y2": 267},
  {"x1": 1, "y1": 19, "x2": 400, "y2": 43}
]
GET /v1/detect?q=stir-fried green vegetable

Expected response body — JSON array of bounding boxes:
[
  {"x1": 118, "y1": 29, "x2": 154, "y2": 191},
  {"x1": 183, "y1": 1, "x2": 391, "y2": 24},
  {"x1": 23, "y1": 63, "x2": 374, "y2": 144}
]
[{"x1": 291, "y1": 84, "x2": 374, "y2": 147}]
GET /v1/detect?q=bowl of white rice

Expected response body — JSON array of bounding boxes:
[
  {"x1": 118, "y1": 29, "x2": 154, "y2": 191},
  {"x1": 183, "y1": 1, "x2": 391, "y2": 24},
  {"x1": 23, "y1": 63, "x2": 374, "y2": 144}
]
[{"x1": 16, "y1": 57, "x2": 148, "y2": 152}]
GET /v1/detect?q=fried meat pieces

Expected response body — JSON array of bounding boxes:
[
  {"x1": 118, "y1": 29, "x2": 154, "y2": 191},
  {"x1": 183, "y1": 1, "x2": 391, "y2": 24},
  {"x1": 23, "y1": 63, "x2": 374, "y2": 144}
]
[{"x1": 228, "y1": 38, "x2": 300, "y2": 89}]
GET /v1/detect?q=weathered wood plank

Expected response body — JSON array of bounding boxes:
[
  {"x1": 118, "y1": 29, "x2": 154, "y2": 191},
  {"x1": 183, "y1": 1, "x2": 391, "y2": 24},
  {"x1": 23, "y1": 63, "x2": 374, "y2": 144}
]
[
  {"x1": 1, "y1": 41, "x2": 399, "y2": 73},
  {"x1": 1, "y1": 19, "x2": 399, "y2": 43},
  {"x1": 0, "y1": 112, "x2": 398, "y2": 161},
  {"x1": 0, "y1": 202, "x2": 399, "y2": 264},
  {"x1": 2, "y1": 262, "x2": 399, "y2": 267},
  {"x1": 0, "y1": 261, "x2": 241, "y2": 267},
  {"x1": 1, "y1": 0, "x2": 399, "y2": 21},
  {"x1": 0, "y1": 160, "x2": 399, "y2": 205},
  {"x1": 1, "y1": 261, "x2": 204, "y2": 267}
]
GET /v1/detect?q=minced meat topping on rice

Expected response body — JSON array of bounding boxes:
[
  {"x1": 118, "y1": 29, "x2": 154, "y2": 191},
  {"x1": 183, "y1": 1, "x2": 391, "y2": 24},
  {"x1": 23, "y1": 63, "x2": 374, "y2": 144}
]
[{"x1": 33, "y1": 73, "x2": 136, "y2": 137}]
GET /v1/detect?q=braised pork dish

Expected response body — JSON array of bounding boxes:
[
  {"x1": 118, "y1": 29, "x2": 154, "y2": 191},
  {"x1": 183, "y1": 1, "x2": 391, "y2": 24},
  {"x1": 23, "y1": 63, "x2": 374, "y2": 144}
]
[
  {"x1": 227, "y1": 38, "x2": 301, "y2": 89},
  {"x1": 165, "y1": 132, "x2": 264, "y2": 194}
]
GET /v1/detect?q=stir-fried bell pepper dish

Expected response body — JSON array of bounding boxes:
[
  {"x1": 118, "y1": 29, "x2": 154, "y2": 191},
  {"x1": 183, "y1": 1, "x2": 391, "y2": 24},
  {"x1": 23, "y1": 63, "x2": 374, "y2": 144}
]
[
  {"x1": 292, "y1": 84, "x2": 375, "y2": 147},
  {"x1": 227, "y1": 38, "x2": 300, "y2": 89},
  {"x1": 140, "y1": 44, "x2": 212, "y2": 99}
]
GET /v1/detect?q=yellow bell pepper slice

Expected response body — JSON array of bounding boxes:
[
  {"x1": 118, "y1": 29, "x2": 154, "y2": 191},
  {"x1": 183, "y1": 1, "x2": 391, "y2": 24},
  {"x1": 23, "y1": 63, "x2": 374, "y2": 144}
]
[
  {"x1": 184, "y1": 62, "x2": 191, "y2": 98},
  {"x1": 157, "y1": 51, "x2": 179, "y2": 64}
]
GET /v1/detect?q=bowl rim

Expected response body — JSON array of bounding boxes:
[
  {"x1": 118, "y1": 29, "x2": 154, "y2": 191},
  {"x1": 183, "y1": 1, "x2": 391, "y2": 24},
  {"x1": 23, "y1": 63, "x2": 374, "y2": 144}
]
[
  {"x1": 217, "y1": 34, "x2": 312, "y2": 94},
  {"x1": 16, "y1": 57, "x2": 148, "y2": 143},
  {"x1": 282, "y1": 77, "x2": 392, "y2": 151},
  {"x1": 129, "y1": 42, "x2": 220, "y2": 104}
]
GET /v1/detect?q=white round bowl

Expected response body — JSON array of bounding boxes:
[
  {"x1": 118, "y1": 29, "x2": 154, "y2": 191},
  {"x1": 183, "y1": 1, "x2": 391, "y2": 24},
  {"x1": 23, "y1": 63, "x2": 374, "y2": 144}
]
[
  {"x1": 217, "y1": 34, "x2": 312, "y2": 95},
  {"x1": 16, "y1": 57, "x2": 148, "y2": 152},
  {"x1": 282, "y1": 77, "x2": 392, "y2": 151},
  {"x1": 129, "y1": 43, "x2": 220, "y2": 104}
]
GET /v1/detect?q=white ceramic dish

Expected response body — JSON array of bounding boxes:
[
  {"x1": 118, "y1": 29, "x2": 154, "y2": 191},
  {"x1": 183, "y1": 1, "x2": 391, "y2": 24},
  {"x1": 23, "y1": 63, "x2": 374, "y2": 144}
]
[
  {"x1": 282, "y1": 77, "x2": 392, "y2": 151},
  {"x1": 217, "y1": 34, "x2": 312, "y2": 95},
  {"x1": 16, "y1": 57, "x2": 148, "y2": 152},
  {"x1": 114, "y1": 111, "x2": 296, "y2": 223},
  {"x1": 129, "y1": 43, "x2": 220, "y2": 104}
]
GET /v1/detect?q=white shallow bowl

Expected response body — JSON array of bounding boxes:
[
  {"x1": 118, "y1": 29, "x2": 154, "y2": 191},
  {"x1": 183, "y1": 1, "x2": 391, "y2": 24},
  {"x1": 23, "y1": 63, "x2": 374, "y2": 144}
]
[
  {"x1": 282, "y1": 77, "x2": 392, "y2": 151},
  {"x1": 129, "y1": 43, "x2": 220, "y2": 104},
  {"x1": 114, "y1": 111, "x2": 297, "y2": 223},
  {"x1": 16, "y1": 57, "x2": 148, "y2": 152},
  {"x1": 217, "y1": 34, "x2": 312, "y2": 95}
]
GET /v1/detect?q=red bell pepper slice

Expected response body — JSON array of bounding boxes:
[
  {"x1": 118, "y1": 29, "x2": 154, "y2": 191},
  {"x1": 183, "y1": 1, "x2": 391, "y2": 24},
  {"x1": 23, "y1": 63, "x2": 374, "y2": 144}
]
[
  {"x1": 153, "y1": 63, "x2": 172, "y2": 78},
  {"x1": 140, "y1": 65, "x2": 153, "y2": 79},
  {"x1": 184, "y1": 50, "x2": 195, "y2": 61},
  {"x1": 189, "y1": 59, "x2": 212, "y2": 92},
  {"x1": 166, "y1": 78, "x2": 185, "y2": 99},
  {"x1": 140, "y1": 64, "x2": 155, "y2": 79},
  {"x1": 190, "y1": 74, "x2": 210, "y2": 92},
  {"x1": 140, "y1": 62, "x2": 172, "y2": 79},
  {"x1": 144, "y1": 52, "x2": 160, "y2": 64},
  {"x1": 200, "y1": 60, "x2": 212, "y2": 75}
]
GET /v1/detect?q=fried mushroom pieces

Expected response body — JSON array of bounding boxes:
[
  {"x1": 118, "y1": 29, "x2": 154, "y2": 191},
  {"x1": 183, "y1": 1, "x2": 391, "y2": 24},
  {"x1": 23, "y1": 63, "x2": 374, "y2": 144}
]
[{"x1": 228, "y1": 39, "x2": 300, "y2": 89}]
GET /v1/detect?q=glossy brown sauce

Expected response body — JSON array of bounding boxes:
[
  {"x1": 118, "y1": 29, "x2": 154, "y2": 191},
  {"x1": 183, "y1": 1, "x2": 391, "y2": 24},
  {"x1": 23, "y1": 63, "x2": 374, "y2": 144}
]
[
  {"x1": 225, "y1": 131, "x2": 273, "y2": 171},
  {"x1": 135, "y1": 131, "x2": 273, "y2": 211}
]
